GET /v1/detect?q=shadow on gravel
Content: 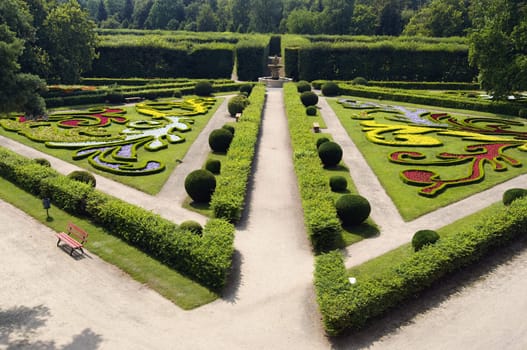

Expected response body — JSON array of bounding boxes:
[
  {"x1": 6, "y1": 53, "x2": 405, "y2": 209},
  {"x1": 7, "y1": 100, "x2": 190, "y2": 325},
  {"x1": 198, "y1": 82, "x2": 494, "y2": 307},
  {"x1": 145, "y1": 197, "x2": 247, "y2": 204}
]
[
  {"x1": 330, "y1": 235, "x2": 527, "y2": 349},
  {"x1": 221, "y1": 250, "x2": 243, "y2": 304},
  {"x1": 0, "y1": 305, "x2": 103, "y2": 349}
]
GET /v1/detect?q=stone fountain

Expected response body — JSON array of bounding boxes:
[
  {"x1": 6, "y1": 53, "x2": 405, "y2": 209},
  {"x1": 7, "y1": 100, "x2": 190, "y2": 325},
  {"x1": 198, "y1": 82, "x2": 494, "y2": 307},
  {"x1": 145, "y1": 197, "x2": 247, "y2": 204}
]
[{"x1": 258, "y1": 55, "x2": 292, "y2": 88}]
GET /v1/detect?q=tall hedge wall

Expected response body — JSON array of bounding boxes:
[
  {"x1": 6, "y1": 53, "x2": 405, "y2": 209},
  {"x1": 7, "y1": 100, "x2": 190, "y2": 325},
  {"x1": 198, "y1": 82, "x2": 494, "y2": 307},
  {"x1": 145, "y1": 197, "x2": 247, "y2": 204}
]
[
  {"x1": 315, "y1": 197, "x2": 527, "y2": 336},
  {"x1": 235, "y1": 37, "x2": 270, "y2": 81},
  {"x1": 0, "y1": 147, "x2": 235, "y2": 290},
  {"x1": 283, "y1": 83, "x2": 341, "y2": 251},
  {"x1": 211, "y1": 84, "x2": 266, "y2": 223}
]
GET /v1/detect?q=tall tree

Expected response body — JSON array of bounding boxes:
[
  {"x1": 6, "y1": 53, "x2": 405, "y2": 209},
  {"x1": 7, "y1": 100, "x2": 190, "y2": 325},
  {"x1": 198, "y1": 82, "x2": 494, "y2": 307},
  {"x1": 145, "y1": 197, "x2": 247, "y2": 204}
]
[
  {"x1": 249, "y1": 0, "x2": 283, "y2": 33},
  {"x1": 0, "y1": 0, "x2": 46, "y2": 117},
  {"x1": 318, "y1": 0, "x2": 354, "y2": 34},
  {"x1": 42, "y1": 0, "x2": 98, "y2": 83},
  {"x1": 286, "y1": 8, "x2": 318, "y2": 34},
  {"x1": 468, "y1": 0, "x2": 527, "y2": 99},
  {"x1": 349, "y1": 4, "x2": 376, "y2": 35},
  {"x1": 376, "y1": 0, "x2": 402, "y2": 35},
  {"x1": 231, "y1": 0, "x2": 250, "y2": 32},
  {"x1": 403, "y1": 0, "x2": 468, "y2": 37},
  {"x1": 121, "y1": 0, "x2": 133, "y2": 21},
  {"x1": 96, "y1": 0, "x2": 107, "y2": 22},
  {"x1": 145, "y1": 0, "x2": 184, "y2": 29}
]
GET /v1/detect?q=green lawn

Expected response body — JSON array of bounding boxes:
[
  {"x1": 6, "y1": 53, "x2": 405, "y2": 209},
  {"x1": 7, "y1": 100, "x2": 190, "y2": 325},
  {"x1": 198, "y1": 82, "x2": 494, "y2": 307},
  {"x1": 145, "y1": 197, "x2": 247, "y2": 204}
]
[
  {"x1": 327, "y1": 97, "x2": 527, "y2": 221},
  {"x1": 0, "y1": 178, "x2": 218, "y2": 309},
  {"x1": 0, "y1": 96, "x2": 223, "y2": 195},
  {"x1": 347, "y1": 201, "x2": 504, "y2": 280}
]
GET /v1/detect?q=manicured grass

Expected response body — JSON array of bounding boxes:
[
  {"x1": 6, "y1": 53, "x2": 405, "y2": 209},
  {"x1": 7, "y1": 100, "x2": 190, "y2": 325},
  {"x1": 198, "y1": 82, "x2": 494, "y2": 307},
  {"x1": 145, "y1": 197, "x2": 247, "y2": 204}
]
[
  {"x1": 0, "y1": 96, "x2": 223, "y2": 195},
  {"x1": 327, "y1": 97, "x2": 527, "y2": 221},
  {"x1": 347, "y1": 201, "x2": 504, "y2": 280},
  {"x1": 0, "y1": 178, "x2": 218, "y2": 309}
]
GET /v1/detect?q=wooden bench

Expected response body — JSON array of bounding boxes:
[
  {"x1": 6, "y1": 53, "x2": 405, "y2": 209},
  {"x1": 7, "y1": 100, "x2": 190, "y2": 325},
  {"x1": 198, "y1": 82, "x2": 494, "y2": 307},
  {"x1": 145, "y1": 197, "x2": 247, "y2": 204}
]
[
  {"x1": 124, "y1": 96, "x2": 143, "y2": 103},
  {"x1": 313, "y1": 122, "x2": 320, "y2": 133},
  {"x1": 56, "y1": 223, "x2": 88, "y2": 256}
]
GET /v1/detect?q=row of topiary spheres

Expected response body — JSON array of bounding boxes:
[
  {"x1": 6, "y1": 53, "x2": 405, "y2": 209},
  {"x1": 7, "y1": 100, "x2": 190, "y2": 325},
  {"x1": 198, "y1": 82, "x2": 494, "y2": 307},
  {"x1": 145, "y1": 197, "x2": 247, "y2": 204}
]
[
  {"x1": 0, "y1": 147, "x2": 235, "y2": 291},
  {"x1": 314, "y1": 190, "x2": 527, "y2": 336},
  {"x1": 183, "y1": 84, "x2": 266, "y2": 223}
]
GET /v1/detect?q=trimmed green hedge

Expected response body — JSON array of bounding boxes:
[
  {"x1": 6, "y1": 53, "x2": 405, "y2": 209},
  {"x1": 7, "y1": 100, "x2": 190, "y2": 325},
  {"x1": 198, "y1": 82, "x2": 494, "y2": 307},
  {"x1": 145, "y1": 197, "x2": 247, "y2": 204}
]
[
  {"x1": 283, "y1": 83, "x2": 341, "y2": 251},
  {"x1": 211, "y1": 84, "x2": 266, "y2": 223},
  {"x1": 236, "y1": 38, "x2": 270, "y2": 81},
  {"x1": 315, "y1": 197, "x2": 527, "y2": 336},
  {"x1": 0, "y1": 147, "x2": 234, "y2": 290}
]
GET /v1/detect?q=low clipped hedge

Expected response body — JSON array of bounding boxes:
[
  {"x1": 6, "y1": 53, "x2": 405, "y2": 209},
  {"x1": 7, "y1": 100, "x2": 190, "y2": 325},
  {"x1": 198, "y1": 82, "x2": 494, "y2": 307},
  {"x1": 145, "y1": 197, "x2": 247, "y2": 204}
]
[
  {"x1": 315, "y1": 196, "x2": 527, "y2": 336},
  {"x1": 211, "y1": 84, "x2": 266, "y2": 223},
  {"x1": 284, "y1": 83, "x2": 341, "y2": 251},
  {"x1": 0, "y1": 147, "x2": 234, "y2": 290}
]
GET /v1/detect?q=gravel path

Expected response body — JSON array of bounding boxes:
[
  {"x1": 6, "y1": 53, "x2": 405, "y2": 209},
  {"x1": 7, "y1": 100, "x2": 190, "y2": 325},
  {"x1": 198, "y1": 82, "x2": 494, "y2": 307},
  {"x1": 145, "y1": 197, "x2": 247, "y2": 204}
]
[{"x1": 1, "y1": 90, "x2": 526, "y2": 349}]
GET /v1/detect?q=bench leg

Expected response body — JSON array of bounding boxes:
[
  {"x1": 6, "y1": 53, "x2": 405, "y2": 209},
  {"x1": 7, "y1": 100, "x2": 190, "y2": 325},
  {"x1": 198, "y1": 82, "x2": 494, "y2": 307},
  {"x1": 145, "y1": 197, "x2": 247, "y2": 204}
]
[{"x1": 56, "y1": 238, "x2": 61, "y2": 247}]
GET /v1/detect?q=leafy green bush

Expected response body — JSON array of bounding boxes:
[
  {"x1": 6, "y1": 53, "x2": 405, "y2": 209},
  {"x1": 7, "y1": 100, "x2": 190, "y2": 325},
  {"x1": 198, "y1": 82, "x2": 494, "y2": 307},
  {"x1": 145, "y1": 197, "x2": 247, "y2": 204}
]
[
  {"x1": 321, "y1": 82, "x2": 340, "y2": 96},
  {"x1": 329, "y1": 176, "x2": 347, "y2": 192},
  {"x1": 228, "y1": 94, "x2": 250, "y2": 116},
  {"x1": 352, "y1": 77, "x2": 368, "y2": 85},
  {"x1": 412, "y1": 229, "x2": 440, "y2": 251},
  {"x1": 306, "y1": 105, "x2": 317, "y2": 116},
  {"x1": 194, "y1": 81, "x2": 213, "y2": 96},
  {"x1": 318, "y1": 141, "x2": 343, "y2": 167},
  {"x1": 239, "y1": 83, "x2": 253, "y2": 96},
  {"x1": 184, "y1": 169, "x2": 216, "y2": 203},
  {"x1": 335, "y1": 194, "x2": 371, "y2": 226},
  {"x1": 34, "y1": 158, "x2": 51, "y2": 167},
  {"x1": 503, "y1": 188, "x2": 527, "y2": 205},
  {"x1": 519, "y1": 109, "x2": 527, "y2": 118},
  {"x1": 209, "y1": 128, "x2": 234, "y2": 153},
  {"x1": 173, "y1": 89, "x2": 182, "y2": 98},
  {"x1": 205, "y1": 159, "x2": 221, "y2": 174},
  {"x1": 211, "y1": 85, "x2": 266, "y2": 223},
  {"x1": 68, "y1": 170, "x2": 96, "y2": 187},
  {"x1": 314, "y1": 196, "x2": 527, "y2": 335},
  {"x1": 180, "y1": 220, "x2": 203, "y2": 236},
  {"x1": 300, "y1": 91, "x2": 319, "y2": 107},
  {"x1": 297, "y1": 80, "x2": 311, "y2": 93},
  {"x1": 316, "y1": 137, "x2": 330, "y2": 149},
  {"x1": 222, "y1": 124, "x2": 235, "y2": 135}
]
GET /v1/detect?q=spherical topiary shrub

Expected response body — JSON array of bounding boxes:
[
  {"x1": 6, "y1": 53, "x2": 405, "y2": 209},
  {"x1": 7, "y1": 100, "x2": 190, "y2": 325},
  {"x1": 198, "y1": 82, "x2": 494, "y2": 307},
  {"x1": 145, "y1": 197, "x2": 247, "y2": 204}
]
[
  {"x1": 297, "y1": 80, "x2": 311, "y2": 93},
  {"x1": 412, "y1": 229, "x2": 440, "y2": 252},
  {"x1": 184, "y1": 169, "x2": 216, "y2": 203},
  {"x1": 68, "y1": 170, "x2": 96, "y2": 187},
  {"x1": 316, "y1": 137, "x2": 330, "y2": 149},
  {"x1": 335, "y1": 194, "x2": 371, "y2": 226},
  {"x1": 194, "y1": 81, "x2": 213, "y2": 96},
  {"x1": 318, "y1": 141, "x2": 343, "y2": 167},
  {"x1": 227, "y1": 95, "x2": 249, "y2": 116},
  {"x1": 519, "y1": 109, "x2": 527, "y2": 119},
  {"x1": 352, "y1": 77, "x2": 369, "y2": 86},
  {"x1": 503, "y1": 188, "x2": 527, "y2": 205},
  {"x1": 239, "y1": 83, "x2": 253, "y2": 96},
  {"x1": 205, "y1": 159, "x2": 221, "y2": 174},
  {"x1": 329, "y1": 176, "x2": 347, "y2": 192},
  {"x1": 306, "y1": 105, "x2": 317, "y2": 116},
  {"x1": 222, "y1": 124, "x2": 235, "y2": 135},
  {"x1": 34, "y1": 158, "x2": 51, "y2": 167},
  {"x1": 209, "y1": 128, "x2": 234, "y2": 153},
  {"x1": 321, "y1": 82, "x2": 340, "y2": 96},
  {"x1": 300, "y1": 91, "x2": 319, "y2": 107},
  {"x1": 180, "y1": 220, "x2": 203, "y2": 236}
]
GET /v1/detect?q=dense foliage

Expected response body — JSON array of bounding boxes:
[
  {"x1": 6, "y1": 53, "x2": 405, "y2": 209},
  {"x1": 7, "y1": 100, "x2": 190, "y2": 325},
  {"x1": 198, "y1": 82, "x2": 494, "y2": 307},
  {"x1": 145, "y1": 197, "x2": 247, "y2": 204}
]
[
  {"x1": 335, "y1": 194, "x2": 371, "y2": 226},
  {"x1": 412, "y1": 229, "x2": 440, "y2": 251},
  {"x1": 184, "y1": 169, "x2": 216, "y2": 203}
]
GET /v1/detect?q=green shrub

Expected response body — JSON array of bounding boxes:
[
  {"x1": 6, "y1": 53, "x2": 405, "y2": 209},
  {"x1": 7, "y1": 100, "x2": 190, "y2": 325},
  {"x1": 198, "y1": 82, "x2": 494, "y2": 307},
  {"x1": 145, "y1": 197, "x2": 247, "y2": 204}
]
[
  {"x1": 316, "y1": 137, "x2": 330, "y2": 149},
  {"x1": 105, "y1": 84, "x2": 124, "y2": 103},
  {"x1": 321, "y1": 82, "x2": 340, "y2": 96},
  {"x1": 184, "y1": 169, "x2": 216, "y2": 203},
  {"x1": 297, "y1": 80, "x2": 311, "y2": 93},
  {"x1": 335, "y1": 194, "x2": 371, "y2": 226},
  {"x1": 34, "y1": 158, "x2": 51, "y2": 167},
  {"x1": 318, "y1": 141, "x2": 343, "y2": 167},
  {"x1": 227, "y1": 95, "x2": 249, "y2": 116},
  {"x1": 209, "y1": 128, "x2": 234, "y2": 153},
  {"x1": 239, "y1": 83, "x2": 253, "y2": 96},
  {"x1": 412, "y1": 229, "x2": 440, "y2": 251},
  {"x1": 222, "y1": 124, "x2": 235, "y2": 135},
  {"x1": 194, "y1": 81, "x2": 213, "y2": 96},
  {"x1": 300, "y1": 91, "x2": 319, "y2": 107},
  {"x1": 329, "y1": 176, "x2": 347, "y2": 192},
  {"x1": 205, "y1": 159, "x2": 221, "y2": 174},
  {"x1": 306, "y1": 105, "x2": 317, "y2": 116},
  {"x1": 519, "y1": 109, "x2": 527, "y2": 118},
  {"x1": 503, "y1": 188, "x2": 527, "y2": 205},
  {"x1": 68, "y1": 170, "x2": 96, "y2": 187},
  {"x1": 180, "y1": 220, "x2": 203, "y2": 236},
  {"x1": 173, "y1": 89, "x2": 182, "y2": 98},
  {"x1": 352, "y1": 77, "x2": 369, "y2": 85}
]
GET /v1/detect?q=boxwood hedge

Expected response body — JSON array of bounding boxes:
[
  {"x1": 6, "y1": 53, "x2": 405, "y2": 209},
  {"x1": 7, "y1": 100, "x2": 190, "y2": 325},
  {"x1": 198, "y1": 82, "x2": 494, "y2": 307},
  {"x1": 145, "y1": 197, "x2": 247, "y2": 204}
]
[
  {"x1": 0, "y1": 147, "x2": 234, "y2": 290},
  {"x1": 315, "y1": 196, "x2": 527, "y2": 336},
  {"x1": 211, "y1": 84, "x2": 266, "y2": 223}
]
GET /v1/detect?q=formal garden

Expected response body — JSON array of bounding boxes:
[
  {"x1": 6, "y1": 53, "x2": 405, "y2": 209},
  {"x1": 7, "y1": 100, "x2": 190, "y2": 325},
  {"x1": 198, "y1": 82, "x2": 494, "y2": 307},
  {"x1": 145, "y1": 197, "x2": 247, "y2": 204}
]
[{"x1": 1, "y1": 0, "x2": 527, "y2": 343}]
